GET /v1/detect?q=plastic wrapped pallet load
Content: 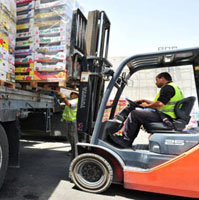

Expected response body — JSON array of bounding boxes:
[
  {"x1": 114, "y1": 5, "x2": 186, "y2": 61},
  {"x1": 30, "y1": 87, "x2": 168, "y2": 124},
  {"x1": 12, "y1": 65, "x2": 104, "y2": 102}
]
[
  {"x1": 0, "y1": 0, "x2": 16, "y2": 83},
  {"x1": 15, "y1": 0, "x2": 35, "y2": 81},
  {"x1": 33, "y1": 0, "x2": 73, "y2": 82},
  {"x1": 15, "y1": 0, "x2": 73, "y2": 85}
]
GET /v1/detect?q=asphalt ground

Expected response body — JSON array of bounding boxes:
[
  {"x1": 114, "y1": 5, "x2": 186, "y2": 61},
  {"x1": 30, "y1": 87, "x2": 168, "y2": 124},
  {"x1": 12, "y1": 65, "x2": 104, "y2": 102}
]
[{"x1": 0, "y1": 132, "x2": 196, "y2": 200}]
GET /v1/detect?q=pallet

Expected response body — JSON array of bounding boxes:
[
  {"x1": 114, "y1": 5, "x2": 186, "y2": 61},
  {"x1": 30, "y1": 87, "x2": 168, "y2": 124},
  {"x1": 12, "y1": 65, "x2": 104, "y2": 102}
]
[
  {"x1": 0, "y1": 80, "x2": 16, "y2": 89},
  {"x1": 17, "y1": 80, "x2": 66, "y2": 92}
]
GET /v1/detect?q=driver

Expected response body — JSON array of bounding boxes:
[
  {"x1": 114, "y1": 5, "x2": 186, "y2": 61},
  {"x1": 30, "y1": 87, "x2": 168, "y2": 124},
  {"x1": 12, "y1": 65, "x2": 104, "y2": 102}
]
[{"x1": 109, "y1": 72, "x2": 184, "y2": 148}]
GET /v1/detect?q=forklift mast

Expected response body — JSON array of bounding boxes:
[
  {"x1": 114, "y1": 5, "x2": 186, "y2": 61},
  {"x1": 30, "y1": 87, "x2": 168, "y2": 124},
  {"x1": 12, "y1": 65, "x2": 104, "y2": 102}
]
[
  {"x1": 76, "y1": 10, "x2": 112, "y2": 142},
  {"x1": 68, "y1": 9, "x2": 87, "y2": 84}
]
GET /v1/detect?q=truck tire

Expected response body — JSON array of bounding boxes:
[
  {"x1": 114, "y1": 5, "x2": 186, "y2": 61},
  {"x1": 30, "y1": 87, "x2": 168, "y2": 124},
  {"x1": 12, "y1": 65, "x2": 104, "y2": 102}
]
[
  {"x1": 2, "y1": 120, "x2": 20, "y2": 167},
  {"x1": 0, "y1": 124, "x2": 8, "y2": 189},
  {"x1": 69, "y1": 153, "x2": 113, "y2": 193}
]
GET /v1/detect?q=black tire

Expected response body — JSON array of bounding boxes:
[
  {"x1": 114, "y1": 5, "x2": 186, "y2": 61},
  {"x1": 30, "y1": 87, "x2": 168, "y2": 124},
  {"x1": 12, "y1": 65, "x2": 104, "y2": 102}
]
[
  {"x1": 2, "y1": 120, "x2": 20, "y2": 167},
  {"x1": 69, "y1": 153, "x2": 113, "y2": 193},
  {"x1": 0, "y1": 124, "x2": 9, "y2": 189}
]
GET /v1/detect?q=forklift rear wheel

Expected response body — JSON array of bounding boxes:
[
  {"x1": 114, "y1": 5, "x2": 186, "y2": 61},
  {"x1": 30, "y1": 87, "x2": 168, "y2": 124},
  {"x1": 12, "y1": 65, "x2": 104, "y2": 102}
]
[
  {"x1": 70, "y1": 153, "x2": 113, "y2": 193},
  {"x1": 0, "y1": 124, "x2": 9, "y2": 189}
]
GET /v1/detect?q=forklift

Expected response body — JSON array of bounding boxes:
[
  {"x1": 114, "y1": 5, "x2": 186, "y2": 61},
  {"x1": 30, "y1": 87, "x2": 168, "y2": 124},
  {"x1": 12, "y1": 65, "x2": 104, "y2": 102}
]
[{"x1": 69, "y1": 47, "x2": 199, "y2": 198}]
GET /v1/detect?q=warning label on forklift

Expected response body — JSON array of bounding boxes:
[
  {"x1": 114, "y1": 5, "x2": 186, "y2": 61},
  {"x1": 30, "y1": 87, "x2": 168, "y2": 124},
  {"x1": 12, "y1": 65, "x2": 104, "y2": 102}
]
[
  {"x1": 81, "y1": 72, "x2": 89, "y2": 82},
  {"x1": 165, "y1": 139, "x2": 184, "y2": 145}
]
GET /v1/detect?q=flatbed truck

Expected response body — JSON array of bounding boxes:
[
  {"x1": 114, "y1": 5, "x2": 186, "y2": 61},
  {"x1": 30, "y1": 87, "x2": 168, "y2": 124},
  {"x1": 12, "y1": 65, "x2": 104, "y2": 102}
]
[
  {"x1": 0, "y1": 85, "x2": 55, "y2": 188},
  {"x1": 0, "y1": 8, "x2": 111, "y2": 190}
]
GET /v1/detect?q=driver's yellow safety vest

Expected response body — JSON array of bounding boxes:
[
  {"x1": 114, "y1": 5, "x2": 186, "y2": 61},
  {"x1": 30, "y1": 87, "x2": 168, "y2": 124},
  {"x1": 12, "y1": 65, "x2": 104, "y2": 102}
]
[
  {"x1": 62, "y1": 98, "x2": 78, "y2": 121},
  {"x1": 154, "y1": 82, "x2": 184, "y2": 119}
]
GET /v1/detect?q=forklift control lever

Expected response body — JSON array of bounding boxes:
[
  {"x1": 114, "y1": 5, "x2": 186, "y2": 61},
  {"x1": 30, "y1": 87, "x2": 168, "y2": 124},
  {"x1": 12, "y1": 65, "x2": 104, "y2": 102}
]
[{"x1": 126, "y1": 98, "x2": 143, "y2": 108}]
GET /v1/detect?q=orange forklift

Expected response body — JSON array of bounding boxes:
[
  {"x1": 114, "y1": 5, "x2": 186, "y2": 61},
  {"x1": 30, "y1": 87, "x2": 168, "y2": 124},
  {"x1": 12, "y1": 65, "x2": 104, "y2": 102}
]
[{"x1": 69, "y1": 47, "x2": 199, "y2": 198}]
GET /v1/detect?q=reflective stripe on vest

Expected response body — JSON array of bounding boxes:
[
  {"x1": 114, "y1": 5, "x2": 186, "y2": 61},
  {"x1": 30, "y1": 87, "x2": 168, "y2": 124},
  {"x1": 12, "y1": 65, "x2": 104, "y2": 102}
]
[
  {"x1": 62, "y1": 98, "x2": 78, "y2": 121},
  {"x1": 154, "y1": 82, "x2": 184, "y2": 119}
]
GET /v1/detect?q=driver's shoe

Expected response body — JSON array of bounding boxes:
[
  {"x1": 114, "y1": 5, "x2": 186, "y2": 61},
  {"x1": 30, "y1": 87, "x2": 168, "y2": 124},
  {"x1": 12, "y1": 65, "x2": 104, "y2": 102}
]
[{"x1": 108, "y1": 133, "x2": 132, "y2": 148}]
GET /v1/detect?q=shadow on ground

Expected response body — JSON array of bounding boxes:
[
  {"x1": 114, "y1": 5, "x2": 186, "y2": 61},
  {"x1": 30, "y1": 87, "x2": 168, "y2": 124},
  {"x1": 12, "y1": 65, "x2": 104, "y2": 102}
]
[
  {"x1": 0, "y1": 137, "x2": 196, "y2": 200},
  {"x1": 0, "y1": 137, "x2": 71, "y2": 200}
]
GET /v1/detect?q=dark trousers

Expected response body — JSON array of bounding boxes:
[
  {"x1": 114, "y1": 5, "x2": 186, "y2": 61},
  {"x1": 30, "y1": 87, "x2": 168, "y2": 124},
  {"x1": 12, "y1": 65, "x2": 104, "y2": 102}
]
[
  {"x1": 65, "y1": 120, "x2": 78, "y2": 158},
  {"x1": 123, "y1": 109, "x2": 162, "y2": 143}
]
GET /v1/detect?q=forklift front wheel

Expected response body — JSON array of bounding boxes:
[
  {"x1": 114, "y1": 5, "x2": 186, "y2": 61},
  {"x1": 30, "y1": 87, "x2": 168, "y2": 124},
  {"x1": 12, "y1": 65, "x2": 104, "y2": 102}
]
[{"x1": 70, "y1": 153, "x2": 113, "y2": 193}]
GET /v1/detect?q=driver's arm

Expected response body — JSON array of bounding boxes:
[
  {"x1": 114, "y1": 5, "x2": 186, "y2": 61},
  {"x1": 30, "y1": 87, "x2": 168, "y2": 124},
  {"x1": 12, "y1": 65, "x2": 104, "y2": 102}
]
[
  {"x1": 136, "y1": 99, "x2": 153, "y2": 104},
  {"x1": 140, "y1": 100, "x2": 164, "y2": 109},
  {"x1": 140, "y1": 85, "x2": 175, "y2": 109}
]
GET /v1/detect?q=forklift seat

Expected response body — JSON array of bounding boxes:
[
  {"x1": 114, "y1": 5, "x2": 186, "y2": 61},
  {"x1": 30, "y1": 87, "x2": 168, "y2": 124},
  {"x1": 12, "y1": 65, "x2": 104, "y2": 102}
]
[{"x1": 144, "y1": 96, "x2": 196, "y2": 133}]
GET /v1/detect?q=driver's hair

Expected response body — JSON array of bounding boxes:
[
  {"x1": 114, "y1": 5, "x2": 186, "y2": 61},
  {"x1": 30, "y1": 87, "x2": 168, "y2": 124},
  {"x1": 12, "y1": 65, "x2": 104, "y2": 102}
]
[{"x1": 156, "y1": 72, "x2": 172, "y2": 82}]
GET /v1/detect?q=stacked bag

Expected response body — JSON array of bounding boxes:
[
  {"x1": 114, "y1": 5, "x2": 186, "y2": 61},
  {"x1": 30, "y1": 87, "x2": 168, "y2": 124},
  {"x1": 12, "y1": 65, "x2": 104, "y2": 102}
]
[{"x1": 0, "y1": 0, "x2": 16, "y2": 82}]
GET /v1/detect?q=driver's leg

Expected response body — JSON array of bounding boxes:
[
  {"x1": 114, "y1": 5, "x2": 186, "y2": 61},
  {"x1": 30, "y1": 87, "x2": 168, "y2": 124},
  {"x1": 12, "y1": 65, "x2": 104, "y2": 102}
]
[{"x1": 123, "y1": 109, "x2": 162, "y2": 144}]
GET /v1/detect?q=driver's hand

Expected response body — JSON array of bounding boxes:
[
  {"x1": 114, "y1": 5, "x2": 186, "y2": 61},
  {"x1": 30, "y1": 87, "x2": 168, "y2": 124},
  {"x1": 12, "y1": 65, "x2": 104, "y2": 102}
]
[
  {"x1": 139, "y1": 102, "x2": 148, "y2": 108},
  {"x1": 135, "y1": 99, "x2": 143, "y2": 103}
]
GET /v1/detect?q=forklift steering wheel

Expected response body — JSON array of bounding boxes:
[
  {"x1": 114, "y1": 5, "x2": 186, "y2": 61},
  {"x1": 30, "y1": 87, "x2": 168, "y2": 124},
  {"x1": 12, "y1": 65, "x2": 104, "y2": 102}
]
[{"x1": 126, "y1": 98, "x2": 143, "y2": 109}]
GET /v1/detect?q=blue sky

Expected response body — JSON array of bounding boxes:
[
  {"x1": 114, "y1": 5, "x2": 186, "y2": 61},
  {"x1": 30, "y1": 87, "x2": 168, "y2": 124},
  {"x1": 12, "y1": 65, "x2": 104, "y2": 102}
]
[{"x1": 81, "y1": 0, "x2": 199, "y2": 56}]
